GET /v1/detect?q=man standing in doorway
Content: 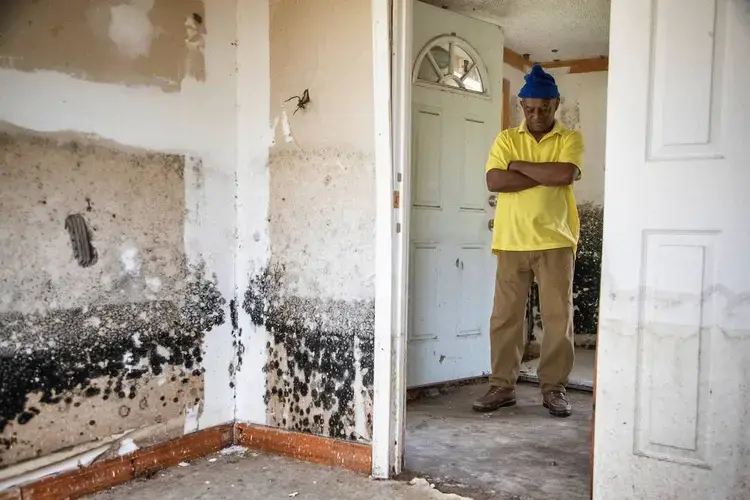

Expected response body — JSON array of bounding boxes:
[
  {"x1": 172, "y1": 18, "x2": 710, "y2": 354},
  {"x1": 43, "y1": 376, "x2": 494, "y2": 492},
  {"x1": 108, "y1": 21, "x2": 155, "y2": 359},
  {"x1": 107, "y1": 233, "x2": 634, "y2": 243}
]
[{"x1": 473, "y1": 64, "x2": 583, "y2": 418}]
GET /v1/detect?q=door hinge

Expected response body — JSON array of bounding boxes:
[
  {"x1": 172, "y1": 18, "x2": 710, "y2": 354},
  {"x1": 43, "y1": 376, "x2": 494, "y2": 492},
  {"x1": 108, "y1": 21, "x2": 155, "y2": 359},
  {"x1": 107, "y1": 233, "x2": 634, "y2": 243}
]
[
  {"x1": 396, "y1": 223, "x2": 401, "y2": 233},
  {"x1": 393, "y1": 190, "x2": 400, "y2": 209}
]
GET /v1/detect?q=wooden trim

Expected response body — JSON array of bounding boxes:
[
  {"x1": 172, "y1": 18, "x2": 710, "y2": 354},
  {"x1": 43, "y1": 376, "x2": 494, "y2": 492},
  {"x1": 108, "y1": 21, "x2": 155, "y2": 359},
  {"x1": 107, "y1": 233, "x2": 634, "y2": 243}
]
[
  {"x1": 503, "y1": 47, "x2": 528, "y2": 73},
  {"x1": 372, "y1": 0, "x2": 402, "y2": 480},
  {"x1": 535, "y1": 57, "x2": 609, "y2": 74},
  {"x1": 502, "y1": 78, "x2": 511, "y2": 131},
  {"x1": 0, "y1": 488, "x2": 22, "y2": 500},
  {"x1": 131, "y1": 425, "x2": 233, "y2": 477},
  {"x1": 10, "y1": 424, "x2": 233, "y2": 500},
  {"x1": 235, "y1": 423, "x2": 372, "y2": 474},
  {"x1": 2, "y1": 423, "x2": 373, "y2": 498}
]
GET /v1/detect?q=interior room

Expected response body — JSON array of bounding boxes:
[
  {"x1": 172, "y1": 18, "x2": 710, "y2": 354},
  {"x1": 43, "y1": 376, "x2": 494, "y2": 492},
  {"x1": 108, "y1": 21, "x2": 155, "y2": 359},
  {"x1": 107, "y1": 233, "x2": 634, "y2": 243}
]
[{"x1": 403, "y1": 1, "x2": 609, "y2": 498}]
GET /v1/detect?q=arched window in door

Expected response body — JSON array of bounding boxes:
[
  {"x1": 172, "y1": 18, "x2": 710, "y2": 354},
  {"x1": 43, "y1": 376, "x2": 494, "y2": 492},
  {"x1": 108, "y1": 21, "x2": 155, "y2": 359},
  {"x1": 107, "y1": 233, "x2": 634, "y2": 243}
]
[{"x1": 413, "y1": 35, "x2": 489, "y2": 96}]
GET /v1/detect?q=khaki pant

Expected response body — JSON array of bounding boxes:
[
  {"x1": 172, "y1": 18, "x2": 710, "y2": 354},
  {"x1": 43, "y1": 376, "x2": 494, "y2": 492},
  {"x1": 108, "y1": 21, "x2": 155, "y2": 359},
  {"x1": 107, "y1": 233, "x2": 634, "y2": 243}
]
[{"x1": 489, "y1": 247, "x2": 575, "y2": 394}]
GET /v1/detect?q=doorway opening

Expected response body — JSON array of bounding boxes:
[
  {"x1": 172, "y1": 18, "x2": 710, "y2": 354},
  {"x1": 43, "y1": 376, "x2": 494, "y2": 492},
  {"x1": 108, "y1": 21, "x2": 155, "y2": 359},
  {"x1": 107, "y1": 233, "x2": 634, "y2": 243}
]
[{"x1": 399, "y1": 1, "x2": 608, "y2": 497}]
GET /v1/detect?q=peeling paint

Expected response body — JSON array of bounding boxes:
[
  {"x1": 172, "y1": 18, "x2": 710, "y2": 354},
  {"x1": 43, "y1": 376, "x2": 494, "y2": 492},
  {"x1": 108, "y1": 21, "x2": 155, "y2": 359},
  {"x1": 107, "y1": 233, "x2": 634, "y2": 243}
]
[
  {"x1": 108, "y1": 0, "x2": 156, "y2": 59},
  {"x1": 280, "y1": 107, "x2": 295, "y2": 144},
  {"x1": 117, "y1": 438, "x2": 138, "y2": 456}
]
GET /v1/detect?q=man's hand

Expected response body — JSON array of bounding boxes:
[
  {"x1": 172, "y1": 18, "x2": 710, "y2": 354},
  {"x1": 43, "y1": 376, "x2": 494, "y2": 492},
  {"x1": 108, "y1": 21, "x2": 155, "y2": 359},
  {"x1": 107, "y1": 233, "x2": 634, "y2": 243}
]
[
  {"x1": 508, "y1": 161, "x2": 578, "y2": 186},
  {"x1": 486, "y1": 169, "x2": 540, "y2": 193}
]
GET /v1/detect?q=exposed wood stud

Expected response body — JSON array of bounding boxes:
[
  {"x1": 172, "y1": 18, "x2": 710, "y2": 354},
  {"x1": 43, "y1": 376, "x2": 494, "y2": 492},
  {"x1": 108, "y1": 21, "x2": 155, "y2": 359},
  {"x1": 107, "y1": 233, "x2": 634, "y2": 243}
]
[{"x1": 503, "y1": 47, "x2": 528, "y2": 72}]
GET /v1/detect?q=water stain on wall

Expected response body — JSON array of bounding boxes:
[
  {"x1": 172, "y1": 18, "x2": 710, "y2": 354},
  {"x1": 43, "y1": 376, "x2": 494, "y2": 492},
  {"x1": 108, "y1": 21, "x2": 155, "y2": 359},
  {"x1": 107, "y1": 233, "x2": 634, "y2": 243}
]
[
  {"x1": 0, "y1": 0, "x2": 206, "y2": 91},
  {"x1": 0, "y1": 130, "x2": 225, "y2": 467},
  {"x1": 244, "y1": 265, "x2": 374, "y2": 441}
]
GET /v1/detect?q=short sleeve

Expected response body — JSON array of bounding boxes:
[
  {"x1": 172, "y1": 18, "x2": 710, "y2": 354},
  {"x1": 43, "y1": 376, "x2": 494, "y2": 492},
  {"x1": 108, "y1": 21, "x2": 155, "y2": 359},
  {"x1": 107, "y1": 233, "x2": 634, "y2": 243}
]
[
  {"x1": 558, "y1": 131, "x2": 584, "y2": 180},
  {"x1": 485, "y1": 131, "x2": 513, "y2": 172}
]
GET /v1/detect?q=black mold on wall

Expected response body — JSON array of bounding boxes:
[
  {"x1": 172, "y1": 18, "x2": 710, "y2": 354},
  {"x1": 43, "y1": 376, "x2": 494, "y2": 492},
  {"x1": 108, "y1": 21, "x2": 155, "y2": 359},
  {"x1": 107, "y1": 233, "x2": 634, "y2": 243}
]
[
  {"x1": 527, "y1": 202, "x2": 604, "y2": 342},
  {"x1": 243, "y1": 265, "x2": 374, "y2": 441},
  {"x1": 227, "y1": 298, "x2": 245, "y2": 398},
  {"x1": 0, "y1": 263, "x2": 225, "y2": 460}
]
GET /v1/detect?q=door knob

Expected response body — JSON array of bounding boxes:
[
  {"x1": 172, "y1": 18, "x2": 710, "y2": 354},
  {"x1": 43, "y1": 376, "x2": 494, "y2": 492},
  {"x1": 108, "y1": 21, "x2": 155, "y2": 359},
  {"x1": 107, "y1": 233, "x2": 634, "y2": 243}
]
[
  {"x1": 488, "y1": 194, "x2": 497, "y2": 207},
  {"x1": 488, "y1": 219, "x2": 494, "y2": 230}
]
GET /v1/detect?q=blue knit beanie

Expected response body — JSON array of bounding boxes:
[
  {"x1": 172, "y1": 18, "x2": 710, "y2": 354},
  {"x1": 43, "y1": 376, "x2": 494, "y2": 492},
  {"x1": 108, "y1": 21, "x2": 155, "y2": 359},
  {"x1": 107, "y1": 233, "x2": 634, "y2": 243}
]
[{"x1": 518, "y1": 64, "x2": 560, "y2": 99}]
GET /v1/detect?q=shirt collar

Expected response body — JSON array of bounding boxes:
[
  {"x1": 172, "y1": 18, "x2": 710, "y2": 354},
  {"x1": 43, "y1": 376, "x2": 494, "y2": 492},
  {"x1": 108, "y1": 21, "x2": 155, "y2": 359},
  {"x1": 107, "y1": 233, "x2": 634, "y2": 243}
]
[{"x1": 519, "y1": 120, "x2": 564, "y2": 140}]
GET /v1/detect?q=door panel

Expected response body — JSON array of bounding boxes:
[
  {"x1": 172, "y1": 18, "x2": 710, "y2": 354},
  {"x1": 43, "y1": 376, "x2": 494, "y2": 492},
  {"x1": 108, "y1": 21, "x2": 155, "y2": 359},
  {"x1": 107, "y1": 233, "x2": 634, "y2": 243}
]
[
  {"x1": 408, "y1": 242, "x2": 441, "y2": 342},
  {"x1": 593, "y1": 0, "x2": 750, "y2": 497},
  {"x1": 457, "y1": 244, "x2": 486, "y2": 338},
  {"x1": 413, "y1": 108, "x2": 443, "y2": 208},
  {"x1": 460, "y1": 118, "x2": 489, "y2": 211},
  {"x1": 408, "y1": 2, "x2": 502, "y2": 387}
]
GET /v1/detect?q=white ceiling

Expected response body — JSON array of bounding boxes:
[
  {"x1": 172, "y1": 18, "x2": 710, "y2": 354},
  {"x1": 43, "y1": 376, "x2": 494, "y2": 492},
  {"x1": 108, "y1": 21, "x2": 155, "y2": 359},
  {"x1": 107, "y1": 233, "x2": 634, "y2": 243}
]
[{"x1": 420, "y1": 0, "x2": 611, "y2": 61}]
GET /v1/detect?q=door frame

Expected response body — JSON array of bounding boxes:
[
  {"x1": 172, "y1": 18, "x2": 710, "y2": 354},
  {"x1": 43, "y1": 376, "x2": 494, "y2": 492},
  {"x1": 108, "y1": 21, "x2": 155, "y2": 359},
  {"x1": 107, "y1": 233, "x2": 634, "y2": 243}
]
[
  {"x1": 370, "y1": 0, "x2": 412, "y2": 478},
  {"x1": 370, "y1": 0, "x2": 602, "y2": 482},
  {"x1": 370, "y1": 0, "x2": 514, "y2": 478}
]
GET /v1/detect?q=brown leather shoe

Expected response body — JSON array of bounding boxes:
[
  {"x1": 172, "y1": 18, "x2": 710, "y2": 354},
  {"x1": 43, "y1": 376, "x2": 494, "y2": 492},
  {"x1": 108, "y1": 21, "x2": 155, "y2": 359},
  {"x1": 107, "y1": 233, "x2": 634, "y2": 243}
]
[
  {"x1": 472, "y1": 386, "x2": 516, "y2": 412},
  {"x1": 543, "y1": 390, "x2": 572, "y2": 417}
]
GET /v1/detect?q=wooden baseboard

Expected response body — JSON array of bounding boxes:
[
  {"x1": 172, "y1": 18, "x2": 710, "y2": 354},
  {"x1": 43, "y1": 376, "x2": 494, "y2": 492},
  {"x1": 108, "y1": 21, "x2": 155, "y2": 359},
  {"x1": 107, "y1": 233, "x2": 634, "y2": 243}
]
[
  {"x1": 6, "y1": 424, "x2": 233, "y2": 500},
  {"x1": 1, "y1": 423, "x2": 373, "y2": 499},
  {"x1": 235, "y1": 423, "x2": 372, "y2": 474}
]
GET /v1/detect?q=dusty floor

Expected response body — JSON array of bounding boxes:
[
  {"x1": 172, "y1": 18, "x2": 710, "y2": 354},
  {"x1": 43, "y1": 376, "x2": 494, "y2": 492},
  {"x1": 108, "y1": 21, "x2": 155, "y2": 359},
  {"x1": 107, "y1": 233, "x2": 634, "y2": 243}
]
[
  {"x1": 89, "y1": 447, "x2": 473, "y2": 500},
  {"x1": 89, "y1": 382, "x2": 591, "y2": 500},
  {"x1": 405, "y1": 382, "x2": 593, "y2": 500}
]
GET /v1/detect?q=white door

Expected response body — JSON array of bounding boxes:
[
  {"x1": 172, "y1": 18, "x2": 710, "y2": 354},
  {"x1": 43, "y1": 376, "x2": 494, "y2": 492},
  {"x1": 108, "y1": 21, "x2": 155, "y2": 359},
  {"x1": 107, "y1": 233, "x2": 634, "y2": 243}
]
[
  {"x1": 594, "y1": 0, "x2": 750, "y2": 498},
  {"x1": 407, "y1": 2, "x2": 503, "y2": 387}
]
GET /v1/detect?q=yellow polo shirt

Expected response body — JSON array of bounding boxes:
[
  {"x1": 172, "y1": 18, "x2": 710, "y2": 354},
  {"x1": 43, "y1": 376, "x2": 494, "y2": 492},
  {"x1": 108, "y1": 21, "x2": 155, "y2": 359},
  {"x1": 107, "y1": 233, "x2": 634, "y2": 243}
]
[{"x1": 485, "y1": 120, "x2": 584, "y2": 253}]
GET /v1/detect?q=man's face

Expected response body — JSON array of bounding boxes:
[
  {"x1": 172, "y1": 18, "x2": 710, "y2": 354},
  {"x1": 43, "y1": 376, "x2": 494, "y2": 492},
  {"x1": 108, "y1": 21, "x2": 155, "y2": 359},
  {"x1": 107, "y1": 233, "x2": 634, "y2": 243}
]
[{"x1": 521, "y1": 98, "x2": 559, "y2": 133}]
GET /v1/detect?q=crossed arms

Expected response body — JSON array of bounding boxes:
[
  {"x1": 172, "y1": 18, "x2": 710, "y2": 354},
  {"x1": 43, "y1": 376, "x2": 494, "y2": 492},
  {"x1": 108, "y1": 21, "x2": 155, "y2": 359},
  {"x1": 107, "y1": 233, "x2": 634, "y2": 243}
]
[
  {"x1": 486, "y1": 162, "x2": 578, "y2": 193},
  {"x1": 485, "y1": 131, "x2": 583, "y2": 193}
]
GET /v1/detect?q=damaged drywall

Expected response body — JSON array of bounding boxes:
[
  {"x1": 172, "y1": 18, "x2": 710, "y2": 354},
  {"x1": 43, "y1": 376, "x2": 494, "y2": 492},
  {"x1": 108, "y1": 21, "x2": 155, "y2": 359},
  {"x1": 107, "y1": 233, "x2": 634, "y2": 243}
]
[
  {"x1": 258, "y1": 148, "x2": 376, "y2": 440},
  {"x1": 0, "y1": 131, "x2": 225, "y2": 467},
  {"x1": 0, "y1": 0, "x2": 206, "y2": 91},
  {"x1": 263, "y1": 0, "x2": 376, "y2": 442},
  {"x1": 244, "y1": 265, "x2": 374, "y2": 440}
]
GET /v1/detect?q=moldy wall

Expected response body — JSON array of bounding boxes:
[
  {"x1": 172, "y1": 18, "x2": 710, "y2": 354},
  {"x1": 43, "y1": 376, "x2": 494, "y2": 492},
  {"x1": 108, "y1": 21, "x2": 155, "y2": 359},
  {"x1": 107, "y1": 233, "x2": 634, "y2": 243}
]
[
  {"x1": 243, "y1": 0, "x2": 375, "y2": 442},
  {"x1": 0, "y1": 0, "x2": 242, "y2": 479}
]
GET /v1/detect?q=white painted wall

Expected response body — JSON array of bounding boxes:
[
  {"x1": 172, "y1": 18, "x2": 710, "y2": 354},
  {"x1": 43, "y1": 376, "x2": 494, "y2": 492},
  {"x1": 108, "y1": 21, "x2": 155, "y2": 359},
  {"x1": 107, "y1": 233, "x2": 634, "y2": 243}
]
[
  {"x1": 503, "y1": 64, "x2": 608, "y2": 205},
  {"x1": 233, "y1": 0, "x2": 272, "y2": 428}
]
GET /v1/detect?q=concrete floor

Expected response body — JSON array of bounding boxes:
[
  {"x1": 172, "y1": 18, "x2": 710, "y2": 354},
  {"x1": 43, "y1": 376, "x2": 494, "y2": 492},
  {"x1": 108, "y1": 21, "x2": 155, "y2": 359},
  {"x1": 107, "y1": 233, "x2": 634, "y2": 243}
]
[
  {"x1": 89, "y1": 383, "x2": 591, "y2": 500},
  {"x1": 89, "y1": 447, "x2": 472, "y2": 500},
  {"x1": 405, "y1": 382, "x2": 593, "y2": 500}
]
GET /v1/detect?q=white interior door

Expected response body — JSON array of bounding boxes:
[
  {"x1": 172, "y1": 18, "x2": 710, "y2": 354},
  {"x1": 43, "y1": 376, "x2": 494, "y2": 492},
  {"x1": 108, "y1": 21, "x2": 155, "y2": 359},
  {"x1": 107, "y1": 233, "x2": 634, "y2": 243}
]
[
  {"x1": 594, "y1": 0, "x2": 750, "y2": 498},
  {"x1": 407, "y1": 2, "x2": 503, "y2": 387}
]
